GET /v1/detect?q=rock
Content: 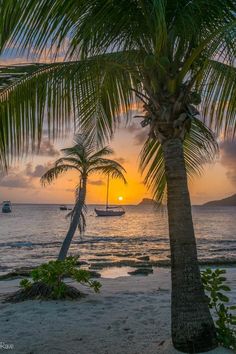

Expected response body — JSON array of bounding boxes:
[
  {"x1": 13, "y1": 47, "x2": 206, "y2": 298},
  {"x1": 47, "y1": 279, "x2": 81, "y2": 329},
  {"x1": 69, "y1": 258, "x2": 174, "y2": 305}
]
[
  {"x1": 75, "y1": 260, "x2": 88, "y2": 266},
  {"x1": 0, "y1": 267, "x2": 34, "y2": 280},
  {"x1": 95, "y1": 253, "x2": 113, "y2": 257},
  {"x1": 128, "y1": 268, "x2": 153, "y2": 276},
  {"x1": 135, "y1": 263, "x2": 152, "y2": 268},
  {"x1": 88, "y1": 258, "x2": 111, "y2": 262},
  {"x1": 114, "y1": 253, "x2": 134, "y2": 258},
  {"x1": 137, "y1": 256, "x2": 150, "y2": 261}
]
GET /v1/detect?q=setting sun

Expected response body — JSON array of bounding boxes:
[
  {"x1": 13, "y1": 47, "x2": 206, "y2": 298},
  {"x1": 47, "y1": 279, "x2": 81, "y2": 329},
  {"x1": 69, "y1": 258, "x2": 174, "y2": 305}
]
[{"x1": 118, "y1": 196, "x2": 123, "y2": 201}]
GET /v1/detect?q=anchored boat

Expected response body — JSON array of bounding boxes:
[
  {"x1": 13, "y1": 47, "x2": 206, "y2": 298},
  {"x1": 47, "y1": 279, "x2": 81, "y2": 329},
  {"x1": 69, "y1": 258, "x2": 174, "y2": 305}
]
[
  {"x1": 2, "y1": 201, "x2": 12, "y2": 213},
  {"x1": 95, "y1": 206, "x2": 125, "y2": 217},
  {"x1": 94, "y1": 175, "x2": 125, "y2": 217},
  {"x1": 59, "y1": 205, "x2": 72, "y2": 210}
]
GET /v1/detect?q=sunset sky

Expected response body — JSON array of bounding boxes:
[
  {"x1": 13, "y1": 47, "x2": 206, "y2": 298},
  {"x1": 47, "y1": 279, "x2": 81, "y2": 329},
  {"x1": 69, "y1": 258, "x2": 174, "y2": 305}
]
[
  {"x1": 0, "y1": 117, "x2": 235, "y2": 205},
  {"x1": 0, "y1": 53, "x2": 235, "y2": 205}
]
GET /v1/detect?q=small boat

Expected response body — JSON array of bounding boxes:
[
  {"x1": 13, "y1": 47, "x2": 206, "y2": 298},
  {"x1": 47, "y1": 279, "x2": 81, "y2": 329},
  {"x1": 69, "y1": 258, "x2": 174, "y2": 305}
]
[
  {"x1": 95, "y1": 175, "x2": 125, "y2": 217},
  {"x1": 2, "y1": 200, "x2": 12, "y2": 213},
  {"x1": 59, "y1": 205, "x2": 72, "y2": 211}
]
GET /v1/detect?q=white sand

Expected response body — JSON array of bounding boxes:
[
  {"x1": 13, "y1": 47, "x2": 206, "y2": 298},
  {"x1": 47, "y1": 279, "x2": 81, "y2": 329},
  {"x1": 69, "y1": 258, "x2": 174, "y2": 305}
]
[{"x1": 0, "y1": 267, "x2": 235, "y2": 354}]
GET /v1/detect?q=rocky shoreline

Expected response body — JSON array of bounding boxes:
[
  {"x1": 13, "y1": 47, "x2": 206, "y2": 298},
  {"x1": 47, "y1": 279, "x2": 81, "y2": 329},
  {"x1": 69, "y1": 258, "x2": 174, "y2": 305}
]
[{"x1": 1, "y1": 255, "x2": 236, "y2": 281}]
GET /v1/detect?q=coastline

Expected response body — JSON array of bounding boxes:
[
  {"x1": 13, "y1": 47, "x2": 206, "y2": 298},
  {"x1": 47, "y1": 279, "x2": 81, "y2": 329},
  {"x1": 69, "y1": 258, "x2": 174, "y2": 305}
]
[
  {"x1": 1, "y1": 257, "x2": 236, "y2": 280},
  {"x1": 0, "y1": 267, "x2": 235, "y2": 354}
]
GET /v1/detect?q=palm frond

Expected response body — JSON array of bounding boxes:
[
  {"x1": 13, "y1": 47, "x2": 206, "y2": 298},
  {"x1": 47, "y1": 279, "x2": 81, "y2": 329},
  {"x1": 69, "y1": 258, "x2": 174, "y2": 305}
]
[
  {"x1": 40, "y1": 164, "x2": 78, "y2": 186},
  {"x1": 0, "y1": 0, "x2": 168, "y2": 57},
  {"x1": 55, "y1": 157, "x2": 82, "y2": 168},
  {"x1": 196, "y1": 60, "x2": 236, "y2": 138},
  {"x1": 140, "y1": 117, "x2": 219, "y2": 203},
  {"x1": 88, "y1": 158, "x2": 127, "y2": 184},
  {"x1": 89, "y1": 146, "x2": 114, "y2": 161},
  {"x1": 0, "y1": 52, "x2": 141, "y2": 169},
  {"x1": 0, "y1": 64, "x2": 46, "y2": 91},
  {"x1": 1, "y1": 0, "x2": 235, "y2": 58}
]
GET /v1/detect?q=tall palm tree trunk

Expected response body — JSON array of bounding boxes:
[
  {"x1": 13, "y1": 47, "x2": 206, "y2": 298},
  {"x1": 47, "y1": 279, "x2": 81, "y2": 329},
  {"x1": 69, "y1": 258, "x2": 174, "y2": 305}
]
[
  {"x1": 58, "y1": 177, "x2": 87, "y2": 261},
  {"x1": 162, "y1": 138, "x2": 217, "y2": 353}
]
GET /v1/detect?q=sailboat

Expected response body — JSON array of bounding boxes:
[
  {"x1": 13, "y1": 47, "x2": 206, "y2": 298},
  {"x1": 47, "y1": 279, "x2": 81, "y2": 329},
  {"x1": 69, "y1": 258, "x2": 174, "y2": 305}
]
[{"x1": 94, "y1": 175, "x2": 125, "y2": 217}]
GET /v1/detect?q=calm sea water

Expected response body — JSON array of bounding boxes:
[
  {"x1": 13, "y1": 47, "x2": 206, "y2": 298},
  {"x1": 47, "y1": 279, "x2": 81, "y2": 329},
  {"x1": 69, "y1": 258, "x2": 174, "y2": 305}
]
[{"x1": 0, "y1": 204, "x2": 235, "y2": 274}]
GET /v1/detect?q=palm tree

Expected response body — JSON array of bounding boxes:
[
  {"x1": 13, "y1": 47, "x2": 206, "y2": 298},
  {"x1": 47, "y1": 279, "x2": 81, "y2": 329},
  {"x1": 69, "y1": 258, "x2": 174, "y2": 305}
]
[
  {"x1": 41, "y1": 135, "x2": 126, "y2": 261},
  {"x1": 0, "y1": 1, "x2": 235, "y2": 352}
]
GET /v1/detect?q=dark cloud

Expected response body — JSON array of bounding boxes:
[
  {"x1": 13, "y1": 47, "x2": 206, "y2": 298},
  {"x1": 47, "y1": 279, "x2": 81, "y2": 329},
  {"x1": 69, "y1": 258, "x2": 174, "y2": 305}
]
[
  {"x1": 88, "y1": 180, "x2": 105, "y2": 186},
  {"x1": 25, "y1": 163, "x2": 53, "y2": 178},
  {"x1": 0, "y1": 162, "x2": 55, "y2": 190},
  {"x1": 0, "y1": 173, "x2": 32, "y2": 189},
  {"x1": 38, "y1": 141, "x2": 59, "y2": 157},
  {"x1": 220, "y1": 140, "x2": 236, "y2": 186},
  {"x1": 25, "y1": 163, "x2": 50, "y2": 178}
]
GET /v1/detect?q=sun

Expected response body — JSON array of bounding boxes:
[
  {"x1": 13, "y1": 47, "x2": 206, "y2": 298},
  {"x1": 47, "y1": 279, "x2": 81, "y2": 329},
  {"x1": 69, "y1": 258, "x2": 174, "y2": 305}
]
[{"x1": 118, "y1": 196, "x2": 123, "y2": 201}]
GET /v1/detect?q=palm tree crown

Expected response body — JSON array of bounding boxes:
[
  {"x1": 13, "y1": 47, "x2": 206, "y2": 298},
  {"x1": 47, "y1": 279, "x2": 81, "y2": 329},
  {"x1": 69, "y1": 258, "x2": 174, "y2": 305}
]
[{"x1": 41, "y1": 135, "x2": 126, "y2": 187}]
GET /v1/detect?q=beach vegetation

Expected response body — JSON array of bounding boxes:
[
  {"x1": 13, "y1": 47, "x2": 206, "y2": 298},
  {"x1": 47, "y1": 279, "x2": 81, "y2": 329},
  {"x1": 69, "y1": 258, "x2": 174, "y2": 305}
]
[
  {"x1": 5, "y1": 257, "x2": 101, "y2": 302},
  {"x1": 0, "y1": 1, "x2": 236, "y2": 352},
  {"x1": 202, "y1": 268, "x2": 236, "y2": 350},
  {"x1": 41, "y1": 134, "x2": 126, "y2": 260}
]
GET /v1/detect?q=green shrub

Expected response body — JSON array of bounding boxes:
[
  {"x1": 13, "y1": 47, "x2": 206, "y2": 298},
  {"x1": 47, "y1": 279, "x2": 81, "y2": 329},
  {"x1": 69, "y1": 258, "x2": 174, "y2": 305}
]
[
  {"x1": 201, "y1": 268, "x2": 236, "y2": 350},
  {"x1": 18, "y1": 257, "x2": 101, "y2": 300}
]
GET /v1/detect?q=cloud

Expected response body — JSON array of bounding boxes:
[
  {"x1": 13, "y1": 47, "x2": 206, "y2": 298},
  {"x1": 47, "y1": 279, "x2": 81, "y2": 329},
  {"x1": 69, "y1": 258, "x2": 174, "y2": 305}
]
[
  {"x1": 88, "y1": 180, "x2": 105, "y2": 186},
  {"x1": 0, "y1": 162, "x2": 55, "y2": 190},
  {"x1": 0, "y1": 160, "x2": 53, "y2": 188},
  {"x1": 220, "y1": 140, "x2": 236, "y2": 186},
  {"x1": 0, "y1": 172, "x2": 32, "y2": 189},
  {"x1": 38, "y1": 141, "x2": 60, "y2": 157},
  {"x1": 25, "y1": 163, "x2": 53, "y2": 178}
]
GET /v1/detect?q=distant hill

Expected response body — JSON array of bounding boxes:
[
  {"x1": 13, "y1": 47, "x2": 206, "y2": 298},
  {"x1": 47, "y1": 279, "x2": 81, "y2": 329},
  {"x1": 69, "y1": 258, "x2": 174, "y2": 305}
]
[
  {"x1": 137, "y1": 198, "x2": 159, "y2": 206},
  {"x1": 202, "y1": 194, "x2": 236, "y2": 207}
]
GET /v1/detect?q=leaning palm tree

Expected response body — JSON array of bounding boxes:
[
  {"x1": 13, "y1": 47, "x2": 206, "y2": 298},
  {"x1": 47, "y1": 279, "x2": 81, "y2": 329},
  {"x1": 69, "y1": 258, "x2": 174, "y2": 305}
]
[
  {"x1": 41, "y1": 135, "x2": 126, "y2": 261},
  {"x1": 0, "y1": 1, "x2": 235, "y2": 352}
]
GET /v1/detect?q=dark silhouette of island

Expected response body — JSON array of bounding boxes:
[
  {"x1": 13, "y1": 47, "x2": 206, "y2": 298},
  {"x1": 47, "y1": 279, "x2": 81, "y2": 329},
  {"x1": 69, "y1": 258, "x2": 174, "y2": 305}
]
[
  {"x1": 137, "y1": 198, "x2": 160, "y2": 206},
  {"x1": 202, "y1": 194, "x2": 236, "y2": 207}
]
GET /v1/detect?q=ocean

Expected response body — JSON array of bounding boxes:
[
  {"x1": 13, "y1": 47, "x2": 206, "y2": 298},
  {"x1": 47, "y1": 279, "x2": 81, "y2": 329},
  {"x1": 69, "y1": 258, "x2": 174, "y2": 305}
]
[{"x1": 0, "y1": 204, "x2": 235, "y2": 275}]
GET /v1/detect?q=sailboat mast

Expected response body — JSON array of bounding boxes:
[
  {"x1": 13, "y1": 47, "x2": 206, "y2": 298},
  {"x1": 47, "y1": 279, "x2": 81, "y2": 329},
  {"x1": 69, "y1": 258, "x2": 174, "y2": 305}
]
[{"x1": 106, "y1": 174, "x2": 110, "y2": 209}]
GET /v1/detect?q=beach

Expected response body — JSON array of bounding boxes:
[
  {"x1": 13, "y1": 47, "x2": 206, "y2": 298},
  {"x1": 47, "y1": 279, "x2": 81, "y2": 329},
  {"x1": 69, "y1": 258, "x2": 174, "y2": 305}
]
[{"x1": 0, "y1": 267, "x2": 235, "y2": 354}]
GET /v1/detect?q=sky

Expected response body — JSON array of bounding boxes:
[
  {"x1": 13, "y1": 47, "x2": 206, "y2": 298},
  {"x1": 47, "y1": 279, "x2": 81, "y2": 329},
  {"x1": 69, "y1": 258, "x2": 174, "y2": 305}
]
[
  {"x1": 0, "y1": 117, "x2": 235, "y2": 205},
  {"x1": 0, "y1": 52, "x2": 235, "y2": 205}
]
